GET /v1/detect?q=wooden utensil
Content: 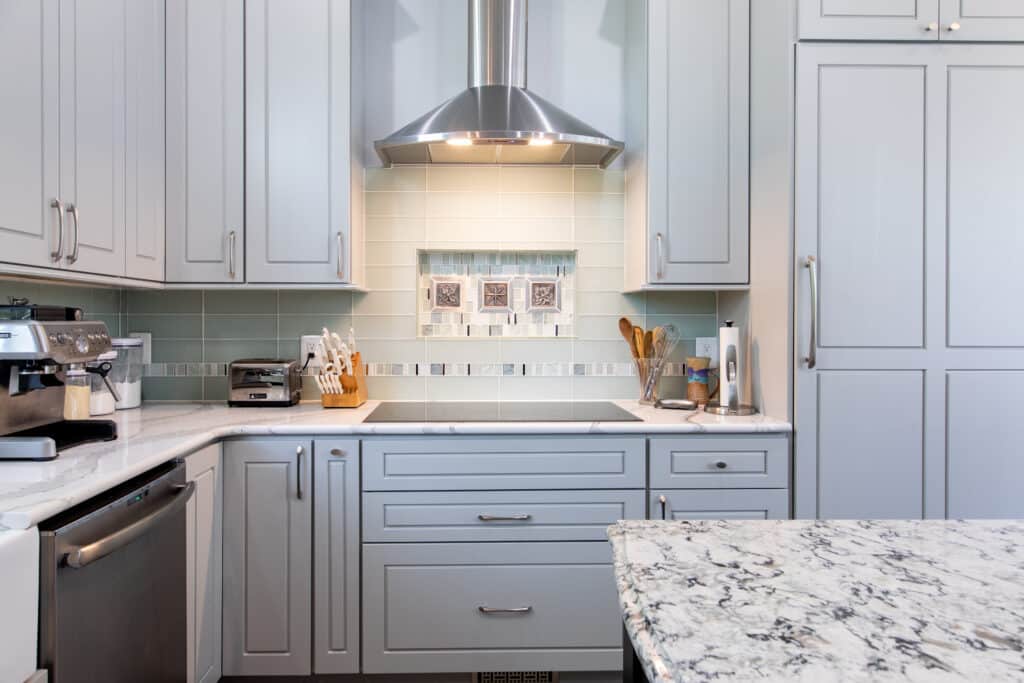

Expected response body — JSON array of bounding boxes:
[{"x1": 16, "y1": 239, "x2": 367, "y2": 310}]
[
  {"x1": 618, "y1": 317, "x2": 640, "y2": 360},
  {"x1": 643, "y1": 329, "x2": 654, "y2": 359},
  {"x1": 633, "y1": 326, "x2": 645, "y2": 360}
]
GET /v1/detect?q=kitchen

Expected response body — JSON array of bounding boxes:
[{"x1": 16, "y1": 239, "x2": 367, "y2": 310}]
[{"x1": 0, "y1": 1, "x2": 1021, "y2": 682}]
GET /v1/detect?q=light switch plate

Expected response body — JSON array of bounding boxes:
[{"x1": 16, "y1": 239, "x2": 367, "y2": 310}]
[
  {"x1": 300, "y1": 335, "x2": 322, "y2": 369},
  {"x1": 695, "y1": 336, "x2": 719, "y2": 368}
]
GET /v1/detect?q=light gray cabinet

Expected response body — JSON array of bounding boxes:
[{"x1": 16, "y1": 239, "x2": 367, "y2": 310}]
[
  {"x1": 185, "y1": 444, "x2": 222, "y2": 683},
  {"x1": 939, "y1": 0, "x2": 1024, "y2": 41},
  {"x1": 795, "y1": 44, "x2": 1024, "y2": 520},
  {"x1": 625, "y1": 0, "x2": 750, "y2": 288},
  {"x1": 165, "y1": 0, "x2": 244, "y2": 283},
  {"x1": 223, "y1": 439, "x2": 312, "y2": 676},
  {"x1": 649, "y1": 436, "x2": 789, "y2": 489},
  {"x1": 799, "y1": 0, "x2": 1024, "y2": 41},
  {"x1": 245, "y1": 0, "x2": 364, "y2": 285},
  {"x1": 651, "y1": 489, "x2": 789, "y2": 520},
  {"x1": 313, "y1": 439, "x2": 360, "y2": 674}
]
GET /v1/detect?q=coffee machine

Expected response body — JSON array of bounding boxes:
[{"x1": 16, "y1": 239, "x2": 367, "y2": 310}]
[{"x1": 0, "y1": 317, "x2": 118, "y2": 460}]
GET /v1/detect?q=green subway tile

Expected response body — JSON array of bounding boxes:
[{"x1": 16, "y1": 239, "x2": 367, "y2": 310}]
[
  {"x1": 89, "y1": 287, "x2": 122, "y2": 314},
  {"x1": 204, "y1": 315, "x2": 276, "y2": 339},
  {"x1": 573, "y1": 168, "x2": 625, "y2": 194},
  {"x1": 89, "y1": 315, "x2": 122, "y2": 337},
  {"x1": 151, "y1": 339, "x2": 203, "y2": 363},
  {"x1": 204, "y1": 289, "x2": 278, "y2": 315},
  {"x1": 426, "y1": 376, "x2": 500, "y2": 401},
  {"x1": 498, "y1": 376, "x2": 572, "y2": 401},
  {"x1": 125, "y1": 314, "x2": 202, "y2": 339},
  {"x1": 277, "y1": 315, "x2": 352, "y2": 340},
  {"x1": 572, "y1": 376, "x2": 638, "y2": 400},
  {"x1": 646, "y1": 314, "x2": 719, "y2": 340},
  {"x1": 203, "y1": 377, "x2": 229, "y2": 402},
  {"x1": 126, "y1": 289, "x2": 202, "y2": 314},
  {"x1": 364, "y1": 376, "x2": 425, "y2": 400},
  {"x1": 644, "y1": 291, "x2": 717, "y2": 314},
  {"x1": 278, "y1": 290, "x2": 353, "y2": 315},
  {"x1": 204, "y1": 340, "x2": 278, "y2": 362},
  {"x1": 142, "y1": 377, "x2": 203, "y2": 401},
  {"x1": 365, "y1": 166, "x2": 426, "y2": 191}
]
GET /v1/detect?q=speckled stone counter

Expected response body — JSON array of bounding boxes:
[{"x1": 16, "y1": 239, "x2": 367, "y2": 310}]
[{"x1": 609, "y1": 519, "x2": 1024, "y2": 682}]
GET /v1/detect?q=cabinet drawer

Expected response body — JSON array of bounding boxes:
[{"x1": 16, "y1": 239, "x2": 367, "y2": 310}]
[
  {"x1": 650, "y1": 489, "x2": 790, "y2": 520},
  {"x1": 362, "y1": 437, "x2": 645, "y2": 490},
  {"x1": 362, "y1": 542, "x2": 620, "y2": 673},
  {"x1": 649, "y1": 435, "x2": 788, "y2": 489},
  {"x1": 363, "y1": 490, "x2": 645, "y2": 542}
]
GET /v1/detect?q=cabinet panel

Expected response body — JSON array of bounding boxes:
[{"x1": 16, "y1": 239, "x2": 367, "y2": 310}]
[
  {"x1": 185, "y1": 445, "x2": 222, "y2": 683},
  {"x1": 223, "y1": 439, "x2": 312, "y2": 676},
  {"x1": 313, "y1": 440, "x2": 360, "y2": 674},
  {"x1": 799, "y1": 0, "x2": 940, "y2": 40},
  {"x1": 650, "y1": 489, "x2": 789, "y2": 521},
  {"x1": 166, "y1": 0, "x2": 244, "y2": 283},
  {"x1": 363, "y1": 542, "x2": 621, "y2": 674},
  {"x1": 947, "y1": 372, "x2": 1024, "y2": 518},
  {"x1": 246, "y1": 0, "x2": 352, "y2": 283},
  {"x1": 940, "y1": 0, "x2": 1024, "y2": 41},
  {"x1": 0, "y1": 0, "x2": 61, "y2": 268},
  {"x1": 649, "y1": 436, "x2": 788, "y2": 489},
  {"x1": 947, "y1": 64, "x2": 1024, "y2": 347}
]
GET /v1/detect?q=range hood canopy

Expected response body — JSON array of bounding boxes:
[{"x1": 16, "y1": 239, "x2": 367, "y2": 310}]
[{"x1": 374, "y1": 0, "x2": 624, "y2": 168}]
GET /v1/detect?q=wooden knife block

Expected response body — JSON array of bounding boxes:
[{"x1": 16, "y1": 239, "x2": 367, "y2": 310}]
[{"x1": 320, "y1": 352, "x2": 368, "y2": 408}]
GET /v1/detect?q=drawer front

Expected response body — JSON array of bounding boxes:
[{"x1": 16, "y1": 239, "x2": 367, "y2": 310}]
[
  {"x1": 362, "y1": 437, "x2": 645, "y2": 490},
  {"x1": 650, "y1": 489, "x2": 790, "y2": 520},
  {"x1": 362, "y1": 542, "x2": 621, "y2": 674},
  {"x1": 363, "y1": 490, "x2": 646, "y2": 542},
  {"x1": 649, "y1": 435, "x2": 789, "y2": 489}
]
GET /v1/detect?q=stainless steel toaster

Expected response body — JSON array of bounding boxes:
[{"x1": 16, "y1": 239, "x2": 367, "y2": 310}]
[{"x1": 228, "y1": 359, "x2": 301, "y2": 407}]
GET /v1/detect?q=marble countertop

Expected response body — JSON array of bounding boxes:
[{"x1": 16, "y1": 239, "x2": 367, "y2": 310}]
[
  {"x1": 608, "y1": 519, "x2": 1024, "y2": 682},
  {"x1": 0, "y1": 401, "x2": 789, "y2": 530}
]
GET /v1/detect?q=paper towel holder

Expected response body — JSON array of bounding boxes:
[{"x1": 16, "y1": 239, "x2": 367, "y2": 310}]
[{"x1": 705, "y1": 320, "x2": 757, "y2": 416}]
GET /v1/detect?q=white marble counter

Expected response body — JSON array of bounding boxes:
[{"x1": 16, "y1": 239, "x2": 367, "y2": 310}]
[
  {"x1": 0, "y1": 401, "x2": 789, "y2": 530},
  {"x1": 608, "y1": 519, "x2": 1024, "y2": 683}
]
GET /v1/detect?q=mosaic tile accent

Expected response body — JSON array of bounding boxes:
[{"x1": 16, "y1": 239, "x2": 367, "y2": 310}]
[{"x1": 419, "y1": 251, "x2": 576, "y2": 338}]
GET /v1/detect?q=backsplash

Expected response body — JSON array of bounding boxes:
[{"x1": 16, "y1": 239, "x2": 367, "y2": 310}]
[{"x1": 0, "y1": 166, "x2": 718, "y2": 402}]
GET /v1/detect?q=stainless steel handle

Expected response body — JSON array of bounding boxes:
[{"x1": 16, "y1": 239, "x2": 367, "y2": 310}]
[
  {"x1": 330, "y1": 448, "x2": 345, "y2": 457},
  {"x1": 227, "y1": 230, "x2": 237, "y2": 278},
  {"x1": 925, "y1": 21, "x2": 938, "y2": 31},
  {"x1": 714, "y1": 460, "x2": 728, "y2": 470},
  {"x1": 947, "y1": 21, "x2": 961, "y2": 31},
  {"x1": 296, "y1": 445, "x2": 304, "y2": 499},
  {"x1": 50, "y1": 199, "x2": 65, "y2": 261},
  {"x1": 65, "y1": 482, "x2": 195, "y2": 569},
  {"x1": 477, "y1": 514, "x2": 532, "y2": 522},
  {"x1": 336, "y1": 232, "x2": 344, "y2": 279},
  {"x1": 655, "y1": 232, "x2": 664, "y2": 280},
  {"x1": 66, "y1": 203, "x2": 80, "y2": 264},
  {"x1": 478, "y1": 606, "x2": 533, "y2": 615},
  {"x1": 804, "y1": 256, "x2": 817, "y2": 369},
  {"x1": 658, "y1": 494, "x2": 667, "y2": 520}
]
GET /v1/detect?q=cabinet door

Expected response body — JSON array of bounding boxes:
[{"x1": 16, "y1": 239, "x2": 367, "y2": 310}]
[
  {"x1": 650, "y1": 490, "x2": 789, "y2": 520},
  {"x1": 166, "y1": 0, "x2": 245, "y2": 283},
  {"x1": 0, "y1": 0, "x2": 61, "y2": 269},
  {"x1": 185, "y1": 445, "x2": 222, "y2": 683},
  {"x1": 245, "y1": 0, "x2": 353, "y2": 283},
  {"x1": 799, "y1": 0, "x2": 940, "y2": 40},
  {"x1": 223, "y1": 439, "x2": 312, "y2": 676},
  {"x1": 940, "y1": 0, "x2": 1024, "y2": 41},
  {"x1": 313, "y1": 440, "x2": 360, "y2": 673},
  {"x1": 60, "y1": 0, "x2": 127, "y2": 276},
  {"x1": 647, "y1": 0, "x2": 749, "y2": 285},
  {"x1": 124, "y1": 0, "x2": 165, "y2": 281}
]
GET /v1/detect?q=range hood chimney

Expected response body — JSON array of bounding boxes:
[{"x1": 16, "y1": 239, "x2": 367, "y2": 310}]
[{"x1": 374, "y1": 0, "x2": 624, "y2": 168}]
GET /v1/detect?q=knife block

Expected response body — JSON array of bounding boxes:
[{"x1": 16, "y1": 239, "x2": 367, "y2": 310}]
[{"x1": 320, "y1": 352, "x2": 368, "y2": 408}]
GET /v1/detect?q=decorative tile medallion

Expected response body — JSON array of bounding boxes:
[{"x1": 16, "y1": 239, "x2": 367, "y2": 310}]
[
  {"x1": 527, "y1": 278, "x2": 560, "y2": 312},
  {"x1": 478, "y1": 278, "x2": 511, "y2": 312},
  {"x1": 430, "y1": 277, "x2": 463, "y2": 311}
]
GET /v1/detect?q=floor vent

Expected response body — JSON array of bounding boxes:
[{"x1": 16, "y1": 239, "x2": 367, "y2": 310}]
[{"x1": 472, "y1": 673, "x2": 559, "y2": 683}]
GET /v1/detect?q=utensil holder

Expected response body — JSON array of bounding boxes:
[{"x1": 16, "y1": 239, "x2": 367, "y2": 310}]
[
  {"x1": 320, "y1": 352, "x2": 368, "y2": 408},
  {"x1": 635, "y1": 324, "x2": 680, "y2": 405}
]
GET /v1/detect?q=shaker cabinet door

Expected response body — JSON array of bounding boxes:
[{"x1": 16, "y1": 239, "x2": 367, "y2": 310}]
[
  {"x1": 939, "y1": 0, "x2": 1024, "y2": 41},
  {"x1": 185, "y1": 445, "x2": 223, "y2": 683},
  {"x1": 798, "y1": 0, "x2": 941, "y2": 40}
]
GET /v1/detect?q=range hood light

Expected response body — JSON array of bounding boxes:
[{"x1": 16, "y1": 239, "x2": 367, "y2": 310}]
[
  {"x1": 446, "y1": 137, "x2": 475, "y2": 146},
  {"x1": 528, "y1": 137, "x2": 553, "y2": 146}
]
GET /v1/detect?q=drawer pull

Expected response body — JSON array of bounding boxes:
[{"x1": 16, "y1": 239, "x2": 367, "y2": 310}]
[
  {"x1": 478, "y1": 514, "x2": 532, "y2": 522},
  {"x1": 714, "y1": 461, "x2": 728, "y2": 469},
  {"x1": 478, "y1": 605, "x2": 533, "y2": 615},
  {"x1": 330, "y1": 448, "x2": 345, "y2": 457}
]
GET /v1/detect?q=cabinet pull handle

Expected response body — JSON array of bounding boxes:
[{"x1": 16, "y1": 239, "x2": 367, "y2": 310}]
[
  {"x1": 478, "y1": 514, "x2": 532, "y2": 522},
  {"x1": 658, "y1": 494, "x2": 667, "y2": 520},
  {"x1": 947, "y1": 21, "x2": 961, "y2": 31},
  {"x1": 336, "y1": 232, "x2": 344, "y2": 279},
  {"x1": 804, "y1": 256, "x2": 817, "y2": 369},
  {"x1": 227, "y1": 230, "x2": 237, "y2": 278},
  {"x1": 925, "y1": 21, "x2": 938, "y2": 31},
  {"x1": 66, "y1": 203, "x2": 80, "y2": 264},
  {"x1": 655, "y1": 232, "x2": 664, "y2": 280},
  {"x1": 296, "y1": 445, "x2": 304, "y2": 500},
  {"x1": 50, "y1": 199, "x2": 65, "y2": 261},
  {"x1": 478, "y1": 606, "x2": 532, "y2": 615},
  {"x1": 330, "y1": 448, "x2": 345, "y2": 457},
  {"x1": 714, "y1": 460, "x2": 728, "y2": 470}
]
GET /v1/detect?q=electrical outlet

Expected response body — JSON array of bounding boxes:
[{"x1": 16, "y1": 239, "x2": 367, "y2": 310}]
[
  {"x1": 695, "y1": 336, "x2": 719, "y2": 368},
  {"x1": 299, "y1": 335, "x2": 322, "y2": 370}
]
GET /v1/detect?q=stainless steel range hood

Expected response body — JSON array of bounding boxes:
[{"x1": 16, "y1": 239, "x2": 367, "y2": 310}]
[{"x1": 374, "y1": 0, "x2": 624, "y2": 168}]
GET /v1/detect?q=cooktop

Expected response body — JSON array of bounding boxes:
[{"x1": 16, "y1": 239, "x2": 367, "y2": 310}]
[{"x1": 364, "y1": 401, "x2": 642, "y2": 423}]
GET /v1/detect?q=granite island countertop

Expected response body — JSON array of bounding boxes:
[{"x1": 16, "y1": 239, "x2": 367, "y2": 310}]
[
  {"x1": 0, "y1": 400, "x2": 789, "y2": 530},
  {"x1": 608, "y1": 519, "x2": 1024, "y2": 682}
]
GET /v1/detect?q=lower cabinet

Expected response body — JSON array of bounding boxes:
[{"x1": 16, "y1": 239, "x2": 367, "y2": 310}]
[
  {"x1": 651, "y1": 489, "x2": 790, "y2": 520},
  {"x1": 185, "y1": 445, "x2": 223, "y2": 683},
  {"x1": 362, "y1": 542, "x2": 622, "y2": 674},
  {"x1": 222, "y1": 439, "x2": 313, "y2": 676}
]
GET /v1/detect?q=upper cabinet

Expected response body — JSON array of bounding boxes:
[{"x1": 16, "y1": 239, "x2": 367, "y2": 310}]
[
  {"x1": 245, "y1": 0, "x2": 365, "y2": 286},
  {"x1": 625, "y1": 0, "x2": 750, "y2": 290},
  {"x1": 799, "y1": 0, "x2": 1024, "y2": 41},
  {"x1": 166, "y1": 0, "x2": 245, "y2": 283}
]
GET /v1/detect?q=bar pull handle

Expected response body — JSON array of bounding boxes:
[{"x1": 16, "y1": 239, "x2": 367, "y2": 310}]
[
  {"x1": 478, "y1": 606, "x2": 533, "y2": 615},
  {"x1": 296, "y1": 445, "x2": 304, "y2": 500},
  {"x1": 330, "y1": 448, "x2": 345, "y2": 457},
  {"x1": 66, "y1": 203, "x2": 80, "y2": 264},
  {"x1": 50, "y1": 199, "x2": 65, "y2": 261},
  {"x1": 336, "y1": 231, "x2": 344, "y2": 280},
  {"x1": 804, "y1": 256, "x2": 818, "y2": 369},
  {"x1": 227, "y1": 230, "x2": 237, "y2": 278},
  {"x1": 658, "y1": 494, "x2": 667, "y2": 520},
  {"x1": 477, "y1": 514, "x2": 532, "y2": 522},
  {"x1": 655, "y1": 232, "x2": 665, "y2": 280},
  {"x1": 715, "y1": 460, "x2": 728, "y2": 470}
]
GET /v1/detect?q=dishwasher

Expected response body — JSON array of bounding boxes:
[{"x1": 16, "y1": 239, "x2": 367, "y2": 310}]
[{"x1": 38, "y1": 460, "x2": 193, "y2": 682}]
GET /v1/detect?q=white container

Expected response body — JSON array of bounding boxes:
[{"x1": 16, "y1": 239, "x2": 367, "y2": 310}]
[{"x1": 110, "y1": 338, "x2": 144, "y2": 409}]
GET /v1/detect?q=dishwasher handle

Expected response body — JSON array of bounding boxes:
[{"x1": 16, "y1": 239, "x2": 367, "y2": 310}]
[{"x1": 64, "y1": 481, "x2": 195, "y2": 569}]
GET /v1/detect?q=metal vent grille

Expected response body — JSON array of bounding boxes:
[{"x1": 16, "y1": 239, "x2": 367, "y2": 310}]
[{"x1": 472, "y1": 673, "x2": 559, "y2": 683}]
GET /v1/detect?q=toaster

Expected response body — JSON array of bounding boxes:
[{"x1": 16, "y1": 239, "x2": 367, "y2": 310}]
[{"x1": 228, "y1": 359, "x2": 301, "y2": 407}]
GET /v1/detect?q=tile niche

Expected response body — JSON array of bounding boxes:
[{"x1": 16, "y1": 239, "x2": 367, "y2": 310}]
[{"x1": 418, "y1": 250, "x2": 576, "y2": 338}]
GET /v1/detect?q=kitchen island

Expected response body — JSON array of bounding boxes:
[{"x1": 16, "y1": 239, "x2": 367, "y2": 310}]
[{"x1": 609, "y1": 519, "x2": 1024, "y2": 682}]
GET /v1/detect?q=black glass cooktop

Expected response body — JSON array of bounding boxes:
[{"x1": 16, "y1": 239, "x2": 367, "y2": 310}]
[{"x1": 364, "y1": 401, "x2": 641, "y2": 423}]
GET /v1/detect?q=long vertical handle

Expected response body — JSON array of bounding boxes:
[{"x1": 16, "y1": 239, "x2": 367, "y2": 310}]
[
  {"x1": 66, "y1": 204, "x2": 80, "y2": 264},
  {"x1": 655, "y1": 232, "x2": 664, "y2": 280},
  {"x1": 336, "y1": 232, "x2": 344, "y2": 280},
  {"x1": 50, "y1": 199, "x2": 65, "y2": 261},
  {"x1": 227, "y1": 230, "x2": 237, "y2": 279},
  {"x1": 804, "y1": 256, "x2": 818, "y2": 369},
  {"x1": 296, "y1": 445, "x2": 304, "y2": 500},
  {"x1": 658, "y1": 495, "x2": 667, "y2": 520}
]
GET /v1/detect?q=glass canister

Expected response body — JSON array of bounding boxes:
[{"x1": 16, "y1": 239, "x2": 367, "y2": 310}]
[
  {"x1": 110, "y1": 337, "x2": 144, "y2": 409},
  {"x1": 89, "y1": 351, "x2": 118, "y2": 416},
  {"x1": 64, "y1": 368, "x2": 91, "y2": 420}
]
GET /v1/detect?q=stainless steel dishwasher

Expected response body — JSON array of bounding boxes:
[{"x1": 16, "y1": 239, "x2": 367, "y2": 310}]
[{"x1": 38, "y1": 460, "x2": 193, "y2": 682}]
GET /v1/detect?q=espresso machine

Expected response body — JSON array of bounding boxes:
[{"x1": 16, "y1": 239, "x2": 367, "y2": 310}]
[{"x1": 0, "y1": 312, "x2": 118, "y2": 460}]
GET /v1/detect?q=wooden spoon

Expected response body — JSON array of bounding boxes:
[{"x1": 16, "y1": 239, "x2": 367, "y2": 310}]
[
  {"x1": 618, "y1": 317, "x2": 640, "y2": 359},
  {"x1": 643, "y1": 329, "x2": 654, "y2": 359},
  {"x1": 634, "y1": 326, "x2": 645, "y2": 359}
]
